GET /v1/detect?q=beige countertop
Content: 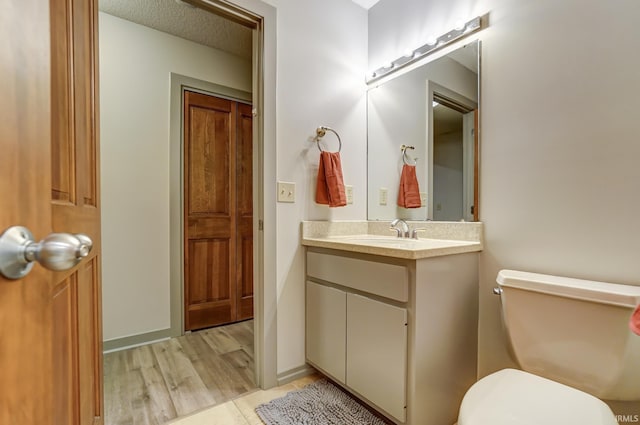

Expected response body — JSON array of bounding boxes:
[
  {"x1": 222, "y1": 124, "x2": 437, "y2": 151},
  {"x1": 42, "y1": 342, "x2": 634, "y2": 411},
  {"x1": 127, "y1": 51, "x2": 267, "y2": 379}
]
[{"x1": 301, "y1": 221, "x2": 483, "y2": 260}]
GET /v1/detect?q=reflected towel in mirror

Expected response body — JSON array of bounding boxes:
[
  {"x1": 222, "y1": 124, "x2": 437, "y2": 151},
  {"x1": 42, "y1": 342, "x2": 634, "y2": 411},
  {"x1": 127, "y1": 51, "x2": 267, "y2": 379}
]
[
  {"x1": 316, "y1": 151, "x2": 347, "y2": 207},
  {"x1": 398, "y1": 164, "x2": 421, "y2": 208},
  {"x1": 630, "y1": 305, "x2": 640, "y2": 335}
]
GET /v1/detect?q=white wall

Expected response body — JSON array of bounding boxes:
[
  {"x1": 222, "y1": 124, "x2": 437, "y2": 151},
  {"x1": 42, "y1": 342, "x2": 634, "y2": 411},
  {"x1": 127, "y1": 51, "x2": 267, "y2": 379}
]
[
  {"x1": 99, "y1": 12, "x2": 252, "y2": 341},
  {"x1": 370, "y1": 0, "x2": 640, "y2": 415},
  {"x1": 260, "y1": 0, "x2": 368, "y2": 375}
]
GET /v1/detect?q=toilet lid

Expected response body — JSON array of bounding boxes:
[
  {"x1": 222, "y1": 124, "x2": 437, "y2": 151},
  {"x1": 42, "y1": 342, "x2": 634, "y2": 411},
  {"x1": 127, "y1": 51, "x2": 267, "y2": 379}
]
[{"x1": 458, "y1": 369, "x2": 618, "y2": 425}]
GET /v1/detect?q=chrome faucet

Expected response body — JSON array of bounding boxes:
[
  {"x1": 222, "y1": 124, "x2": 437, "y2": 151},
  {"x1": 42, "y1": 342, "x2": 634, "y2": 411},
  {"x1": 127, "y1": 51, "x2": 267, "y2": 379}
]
[{"x1": 390, "y1": 219, "x2": 410, "y2": 238}]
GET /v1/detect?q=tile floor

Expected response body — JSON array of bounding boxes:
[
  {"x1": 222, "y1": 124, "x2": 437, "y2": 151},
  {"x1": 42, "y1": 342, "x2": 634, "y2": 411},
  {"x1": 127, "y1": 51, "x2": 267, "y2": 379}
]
[{"x1": 167, "y1": 373, "x2": 322, "y2": 425}]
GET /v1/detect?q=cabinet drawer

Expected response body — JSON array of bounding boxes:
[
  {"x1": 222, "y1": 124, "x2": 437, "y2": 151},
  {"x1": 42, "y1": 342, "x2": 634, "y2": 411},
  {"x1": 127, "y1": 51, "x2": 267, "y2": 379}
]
[{"x1": 307, "y1": 251, "x2": 408, "y2": 302}]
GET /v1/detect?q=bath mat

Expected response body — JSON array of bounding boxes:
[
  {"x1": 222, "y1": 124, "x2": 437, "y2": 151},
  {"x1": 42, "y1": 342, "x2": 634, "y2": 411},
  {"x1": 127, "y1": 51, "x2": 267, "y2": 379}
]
[{"x1": 255, "y1": 379, "x2": 388, "y2": 425}]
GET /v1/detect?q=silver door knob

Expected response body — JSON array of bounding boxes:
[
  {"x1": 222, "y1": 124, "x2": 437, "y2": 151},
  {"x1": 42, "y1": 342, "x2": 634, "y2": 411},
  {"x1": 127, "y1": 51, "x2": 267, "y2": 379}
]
[{"x1": 0, "y1": 226, "x2": 93, "y2": 279}]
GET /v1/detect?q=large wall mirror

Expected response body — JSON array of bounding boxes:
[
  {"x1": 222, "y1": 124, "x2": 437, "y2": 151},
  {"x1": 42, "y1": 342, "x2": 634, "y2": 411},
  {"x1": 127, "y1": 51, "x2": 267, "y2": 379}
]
[{"x1": 367, "y1": 40, "x2": 480, "y2": 221}]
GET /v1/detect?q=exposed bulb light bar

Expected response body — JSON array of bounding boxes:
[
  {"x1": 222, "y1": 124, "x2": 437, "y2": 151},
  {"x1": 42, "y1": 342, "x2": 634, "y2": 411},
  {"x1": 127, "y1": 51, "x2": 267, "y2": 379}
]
[{"x1": 366, "y1": 14, "x2": 486, "y2": 85}]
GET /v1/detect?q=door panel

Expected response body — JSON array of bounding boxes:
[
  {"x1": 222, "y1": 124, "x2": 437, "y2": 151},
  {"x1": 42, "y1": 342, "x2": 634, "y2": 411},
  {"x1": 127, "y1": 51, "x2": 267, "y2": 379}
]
[
  {"x1": 188, "y1": 239, "x2": 231, "y2": 303},
  {"x1": 78, "y1": 259, "x2": 102, "y2": 423},
  {"x1": 236, "y1": 103, "x2": 254, "y2": 320},
  {"x1": 53, "y1": 276, "x2": 78, "y2": 425},
  {"x1": 50, "y1": 0, "x2": 74, "y2": 204},
  {"x1": 188, "y1": 105, "x2": 231, "y2": 215},
  {"x1": 50, "y1": 0, "x2": 103, "y2": 424}
]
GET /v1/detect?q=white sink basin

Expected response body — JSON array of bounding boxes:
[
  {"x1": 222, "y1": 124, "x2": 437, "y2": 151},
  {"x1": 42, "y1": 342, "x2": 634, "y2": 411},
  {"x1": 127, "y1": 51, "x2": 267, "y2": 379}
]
[
  {"x1": 342, "y1": 236, "x2": 416, "y2": 244},
  {"x1": 302, "y1": 233, "x2": 481, "y2": 259}
]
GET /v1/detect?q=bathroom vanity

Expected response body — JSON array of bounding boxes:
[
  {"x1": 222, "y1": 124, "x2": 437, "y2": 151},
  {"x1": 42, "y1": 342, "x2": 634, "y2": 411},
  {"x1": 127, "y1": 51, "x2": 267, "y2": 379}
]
[{"x1": 302, "y1": 221, "x2": 482, "y2": 425}]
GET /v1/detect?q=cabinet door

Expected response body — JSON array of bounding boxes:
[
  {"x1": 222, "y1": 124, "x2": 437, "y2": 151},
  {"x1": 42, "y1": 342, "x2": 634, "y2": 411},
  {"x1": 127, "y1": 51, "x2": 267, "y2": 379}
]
[
  {"x1": 306, "y1": 281, "x2": 346, "y2": 383},
  {"x1": 347, "y1": 293, "x2": 407, "y2": 423}
]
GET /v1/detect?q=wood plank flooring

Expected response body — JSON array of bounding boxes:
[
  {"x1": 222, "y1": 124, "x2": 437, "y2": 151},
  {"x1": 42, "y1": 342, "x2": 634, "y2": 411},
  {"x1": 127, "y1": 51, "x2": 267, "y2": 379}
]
[{"x1": 104, "y1": 320, "x2": 256, "y2": 425}]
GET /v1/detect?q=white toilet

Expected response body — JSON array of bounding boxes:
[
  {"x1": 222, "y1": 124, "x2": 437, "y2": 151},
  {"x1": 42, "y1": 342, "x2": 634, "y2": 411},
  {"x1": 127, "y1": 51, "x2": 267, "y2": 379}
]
[{"x1": 458, "y1": 269, "x2": 640, "y2": 425}]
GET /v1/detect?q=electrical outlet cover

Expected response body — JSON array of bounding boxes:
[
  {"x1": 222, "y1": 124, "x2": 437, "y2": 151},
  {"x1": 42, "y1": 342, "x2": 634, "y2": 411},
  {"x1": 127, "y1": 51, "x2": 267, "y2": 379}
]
[
  {"x1": 379, "y1": 188, "x2": 388, "y2": 206},
  {"x1": 345, "y1": 185, "x2": 354, "y2": 204},
  {"x1": 420, "y1": 192, "x2": 427, "y2": 207}
]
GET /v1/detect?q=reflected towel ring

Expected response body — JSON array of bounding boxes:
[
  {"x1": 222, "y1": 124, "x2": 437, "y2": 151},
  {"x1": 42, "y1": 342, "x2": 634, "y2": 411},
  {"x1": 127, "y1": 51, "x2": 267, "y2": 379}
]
[
  {"x1": 314, "y1": 126, "x2": 342, "y2": 153},
  {"x1": 401, "y1": 144, "x2": 417, "y2": 165}
]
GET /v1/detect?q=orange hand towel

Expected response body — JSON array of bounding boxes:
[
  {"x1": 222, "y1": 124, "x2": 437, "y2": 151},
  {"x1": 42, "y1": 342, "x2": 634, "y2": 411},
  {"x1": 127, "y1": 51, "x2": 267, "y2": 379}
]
[
  {"x1": 316, "y1": 151, "x2": 347, "y2": 207},
  {"x1": 630, "y1": 305, "x2": 640, "y2": 335},
  {"x1": 397, "y1": 164, "x2": 421, "y2": 208}
]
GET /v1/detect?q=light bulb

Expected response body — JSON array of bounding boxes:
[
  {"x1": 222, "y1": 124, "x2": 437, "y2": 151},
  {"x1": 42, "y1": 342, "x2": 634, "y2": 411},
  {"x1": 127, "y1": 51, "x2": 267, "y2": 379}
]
[{"x1": 404, "y1": 49, "x2": 415, "y2": 58}]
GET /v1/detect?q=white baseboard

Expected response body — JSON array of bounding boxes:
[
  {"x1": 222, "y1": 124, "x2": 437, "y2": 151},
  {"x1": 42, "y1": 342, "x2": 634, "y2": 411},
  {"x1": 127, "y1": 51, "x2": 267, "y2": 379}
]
[
  {"x1": 103, "y1": 327, "x2": 177, "y2": 353},
  {"x1": 277, "y1": 364, "x2": 316, "y2": 386}
]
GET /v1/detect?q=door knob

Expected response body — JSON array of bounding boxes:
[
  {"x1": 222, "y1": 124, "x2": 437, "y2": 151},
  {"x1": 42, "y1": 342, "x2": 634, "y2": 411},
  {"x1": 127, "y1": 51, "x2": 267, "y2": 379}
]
[{"x1": 0, "y1": 226, "x2": 93, "y2": 279}]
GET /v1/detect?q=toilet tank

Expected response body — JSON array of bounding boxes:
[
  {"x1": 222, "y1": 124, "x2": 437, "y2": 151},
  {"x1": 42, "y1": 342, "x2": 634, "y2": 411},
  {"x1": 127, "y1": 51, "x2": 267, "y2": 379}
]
[{"x1": 497, "y1": 269, "x2": 640, "y2": 400}]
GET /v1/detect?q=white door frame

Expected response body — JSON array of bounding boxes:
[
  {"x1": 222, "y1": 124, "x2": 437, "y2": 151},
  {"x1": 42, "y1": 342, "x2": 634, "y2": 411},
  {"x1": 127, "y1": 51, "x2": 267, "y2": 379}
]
[
  {"x1": 426, "y1": 80, "x2": 477, "y2": 221},
  {"x1": 187, "y1": 0, "x2": 278, "y2": 390},
  {"x1": 462, "y1": 111, "x2": 475, "y2": 222}
]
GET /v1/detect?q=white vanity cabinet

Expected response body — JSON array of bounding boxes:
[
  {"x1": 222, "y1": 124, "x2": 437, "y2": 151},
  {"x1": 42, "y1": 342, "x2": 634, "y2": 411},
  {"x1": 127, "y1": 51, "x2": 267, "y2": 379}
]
[
  {"x1": 305, "y1": 247, "x2": 479, "y2": 425},
  {"x1": 306, "y1": 250, "x2": 409, "y2": 422}
]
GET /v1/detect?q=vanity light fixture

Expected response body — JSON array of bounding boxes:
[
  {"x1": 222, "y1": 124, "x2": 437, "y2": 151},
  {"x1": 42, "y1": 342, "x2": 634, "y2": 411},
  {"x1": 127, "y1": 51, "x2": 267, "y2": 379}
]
[{"x1": 366, "y1": 14, "x2": 487, "y2": 85}]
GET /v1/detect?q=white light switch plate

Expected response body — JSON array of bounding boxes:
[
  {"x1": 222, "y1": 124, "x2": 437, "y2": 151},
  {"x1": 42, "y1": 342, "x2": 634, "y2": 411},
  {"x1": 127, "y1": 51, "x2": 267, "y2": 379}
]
[
  {"x1": 277, "y1": 181, "x2": 295, "y2": 203},
  {"x1": 345, "y1": 185, "x2": 353, "y2": 204}
]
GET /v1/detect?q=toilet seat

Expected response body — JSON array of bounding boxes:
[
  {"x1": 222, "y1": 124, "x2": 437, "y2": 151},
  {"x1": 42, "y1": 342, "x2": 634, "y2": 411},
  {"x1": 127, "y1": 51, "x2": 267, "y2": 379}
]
[{"x1": 458, "y1": 369, "x2": 618, "y2": 425}]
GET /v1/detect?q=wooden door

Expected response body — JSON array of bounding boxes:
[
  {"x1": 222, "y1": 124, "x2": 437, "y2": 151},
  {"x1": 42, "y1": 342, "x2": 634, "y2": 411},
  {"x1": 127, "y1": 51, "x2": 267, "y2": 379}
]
[
  {"x1": 0, "y1": 0, "x2": 103, "y2": 424},
  {"x1": 51, "y1": 0, "x2": 103, "y2": 423},
  {"x1": 184, "y1": 91, "x2": 253, "y2": 331},
  {"x1": 236, "y1": 103, "x2": 254, "y2": 321}
]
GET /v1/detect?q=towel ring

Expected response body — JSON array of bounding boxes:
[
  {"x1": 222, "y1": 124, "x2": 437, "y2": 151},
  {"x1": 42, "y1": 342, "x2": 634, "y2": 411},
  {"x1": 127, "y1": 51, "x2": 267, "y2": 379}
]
[
  {"x1": 314, "y1": 126, "x2": 342, "y2": 153},
  {"x1": 401, "y1": 144, "x2": 417, "y2": 165}
]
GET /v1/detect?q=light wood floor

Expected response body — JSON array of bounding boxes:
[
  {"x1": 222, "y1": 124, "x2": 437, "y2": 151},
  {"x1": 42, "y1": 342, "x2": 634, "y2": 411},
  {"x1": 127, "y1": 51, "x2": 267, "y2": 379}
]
[
  {"x1": 104, "y1": 320, "x2": 256, "y2": 425},
  {"x1": 166, "y1": 374, "x2": 323, "y2": 425}
]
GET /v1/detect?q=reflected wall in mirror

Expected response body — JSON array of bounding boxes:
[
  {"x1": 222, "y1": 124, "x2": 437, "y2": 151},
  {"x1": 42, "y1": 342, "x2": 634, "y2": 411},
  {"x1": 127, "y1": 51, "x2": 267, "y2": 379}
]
[{"x1": 367, "y1": 40, "x2": 480, "y2": 221}]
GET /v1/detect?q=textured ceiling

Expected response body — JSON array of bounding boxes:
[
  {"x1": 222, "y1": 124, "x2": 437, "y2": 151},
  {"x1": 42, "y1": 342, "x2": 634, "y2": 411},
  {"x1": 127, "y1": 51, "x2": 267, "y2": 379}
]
[{"x1": 99, "y1": 0, "x2": 252, "y2": 60}]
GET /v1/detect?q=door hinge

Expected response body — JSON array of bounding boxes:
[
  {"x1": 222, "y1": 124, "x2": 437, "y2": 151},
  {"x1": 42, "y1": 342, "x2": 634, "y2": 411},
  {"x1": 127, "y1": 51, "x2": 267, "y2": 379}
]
[
  {"x1": 258, "y1": 219, "x2": 264, "y2": 231},
  {"x1": 470, "y1": 205, "x2": 475, "y2": 214}
]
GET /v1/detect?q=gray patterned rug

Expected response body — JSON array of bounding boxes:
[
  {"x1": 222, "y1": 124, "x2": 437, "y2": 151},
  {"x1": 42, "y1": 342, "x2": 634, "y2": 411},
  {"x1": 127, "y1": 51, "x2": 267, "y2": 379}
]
[{"x1": 255, "y1": 379, "x2": 388, "y2": 425}]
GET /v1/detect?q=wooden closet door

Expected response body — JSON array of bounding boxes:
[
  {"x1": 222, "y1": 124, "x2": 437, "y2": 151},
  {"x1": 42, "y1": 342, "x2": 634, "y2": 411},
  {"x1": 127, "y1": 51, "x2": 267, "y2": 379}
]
[
  {"x1": 184, "y1": 91, "x2": 237, "y2": 330},
  {"x1": 236, "y1": 103, "x2": 254, "y2": 321},
  {"x1": 183, "y1": 92, "x2": 253, "y2": 330}
]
